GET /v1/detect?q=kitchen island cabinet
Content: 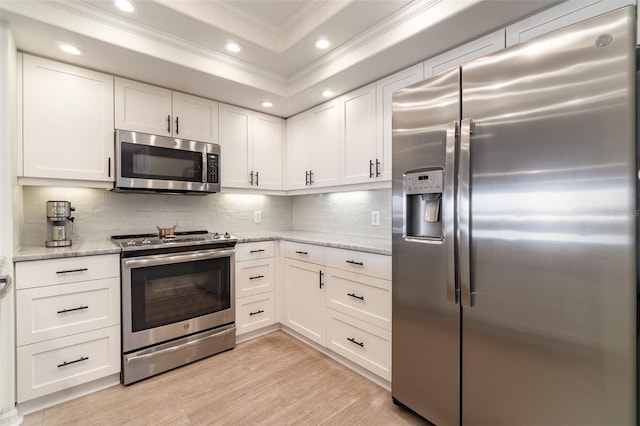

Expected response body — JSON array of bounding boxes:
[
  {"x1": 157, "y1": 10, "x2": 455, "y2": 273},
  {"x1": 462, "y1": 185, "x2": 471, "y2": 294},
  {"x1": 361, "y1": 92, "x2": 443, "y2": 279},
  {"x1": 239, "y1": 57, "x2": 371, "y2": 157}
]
[{"x1": 20, "y1": 54, "x2": 114, "y2": 186}]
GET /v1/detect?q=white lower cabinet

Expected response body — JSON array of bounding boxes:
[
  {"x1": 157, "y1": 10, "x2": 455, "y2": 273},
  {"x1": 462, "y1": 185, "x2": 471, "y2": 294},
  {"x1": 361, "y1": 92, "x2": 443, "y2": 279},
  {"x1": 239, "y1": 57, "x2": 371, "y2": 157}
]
[
  {"x1": 326, "y1": 309, "x2": 391, "y2": 381},
  {"x1": 15, "y1": 254, "x2": 121, "y2": 403},
  {"x1": 284, "y1": 258, "x2": 326, "y2": 345},
  {"x1": 235, "y1": 241, "x2": 276, "y2": 336},
  {"x1": 17, "y1": 325, "x2": 120, "y2": 403},
  {"x1": 282, "y1": 241, "x2": 391, "y2": 381},
  {"x1": 236, "y1": 292, "x2": 276, "y2": 335}
]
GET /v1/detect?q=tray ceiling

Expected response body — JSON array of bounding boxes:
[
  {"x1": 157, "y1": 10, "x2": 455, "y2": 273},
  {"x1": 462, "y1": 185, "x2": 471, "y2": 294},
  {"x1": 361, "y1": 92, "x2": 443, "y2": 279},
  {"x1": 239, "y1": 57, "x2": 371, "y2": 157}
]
[{"x1": 0, "y1": 0, "x2": 558, "y2": 117}]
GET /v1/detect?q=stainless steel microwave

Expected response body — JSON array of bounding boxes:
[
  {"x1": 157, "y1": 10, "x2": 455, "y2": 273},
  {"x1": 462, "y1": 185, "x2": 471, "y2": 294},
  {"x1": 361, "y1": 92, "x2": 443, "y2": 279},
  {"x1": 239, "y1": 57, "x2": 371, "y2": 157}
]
[{"x1": 114, "y1": 130, "x2": 220, "y2": 194}]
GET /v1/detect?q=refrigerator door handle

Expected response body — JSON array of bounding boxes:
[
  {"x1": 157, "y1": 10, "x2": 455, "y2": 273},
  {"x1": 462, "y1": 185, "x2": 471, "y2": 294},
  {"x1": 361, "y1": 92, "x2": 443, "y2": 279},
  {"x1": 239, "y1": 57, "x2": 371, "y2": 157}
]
[
  {"x1": 459, "y1": 118, "x2": 474, "y2": 307},
  {"x1": 444, "y1": 120, "x2": 459, "y2": 304}
]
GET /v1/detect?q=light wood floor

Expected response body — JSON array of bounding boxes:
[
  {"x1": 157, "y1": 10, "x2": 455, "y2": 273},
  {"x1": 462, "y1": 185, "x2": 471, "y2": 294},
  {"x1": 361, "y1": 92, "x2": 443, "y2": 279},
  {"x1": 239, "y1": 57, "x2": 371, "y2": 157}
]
[{"x1": 22, "y1": 331, "x2": 429, "y2": 425}]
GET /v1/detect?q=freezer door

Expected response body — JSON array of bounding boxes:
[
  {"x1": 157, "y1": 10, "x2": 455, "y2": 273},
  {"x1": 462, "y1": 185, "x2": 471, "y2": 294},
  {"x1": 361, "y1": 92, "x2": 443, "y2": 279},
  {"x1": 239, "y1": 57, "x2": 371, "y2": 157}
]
[
  {"x1": 460, "y1": 7, "x2": 636, "y2": 426},
  {"x1": 391, "y1": 67, "x2": 461, "y2": 426}
]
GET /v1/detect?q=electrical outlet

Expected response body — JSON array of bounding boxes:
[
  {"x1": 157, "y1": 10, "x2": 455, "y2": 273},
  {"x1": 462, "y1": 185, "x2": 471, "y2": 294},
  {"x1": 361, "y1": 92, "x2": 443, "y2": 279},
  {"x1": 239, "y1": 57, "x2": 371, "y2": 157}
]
[
  {"x1": 254, "y1": 211, "x2": 262, "y2": 223},
  {"x1": 371, "y1": 211, "x2": 380, "y2": 226}
]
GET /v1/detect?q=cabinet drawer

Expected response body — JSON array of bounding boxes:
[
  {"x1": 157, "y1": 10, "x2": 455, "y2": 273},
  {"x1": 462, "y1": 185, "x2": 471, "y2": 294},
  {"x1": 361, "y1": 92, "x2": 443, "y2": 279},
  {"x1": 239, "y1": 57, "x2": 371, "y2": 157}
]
[
  {"x1": 17, "y1": 325, "x2": 120, "y2": 403},
  {"x1": 283, "y1": 241, "x2": 326, "y2": 265},
  {"x1": 326, "y1": 268, "x2": 390, "y2": 330},
  {"x1": 326, "y1": 309, "x2": 391, "y2": 381},
  {"x1": 17, "y1": 277, "x2": 120, "y2": 346},
  {"x1": 236, "y1": 292, "x2": 275, "y2": 335},
  {"x1": 16, "y1": 254, "x2": 120, "y2": 289},
  {"x1": 235, "y1": 241, "x2": 275, "y2": 261},
  {"x1": 236, "y1": 258, "x2": 274, "y2": 298},
  {"x1": 325, "y1": 247, "x2": 391, "y2": 279}
]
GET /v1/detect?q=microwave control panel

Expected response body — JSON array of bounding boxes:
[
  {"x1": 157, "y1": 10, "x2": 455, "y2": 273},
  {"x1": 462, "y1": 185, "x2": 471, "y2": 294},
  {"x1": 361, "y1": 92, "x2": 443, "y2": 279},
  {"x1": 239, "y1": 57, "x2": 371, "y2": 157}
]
[
  {"x1": 405, "y1": 169, "x2": 443, "y2": 195},
  {"x1": 207, "y1": 154, "x2": 219, "y2": 183}
]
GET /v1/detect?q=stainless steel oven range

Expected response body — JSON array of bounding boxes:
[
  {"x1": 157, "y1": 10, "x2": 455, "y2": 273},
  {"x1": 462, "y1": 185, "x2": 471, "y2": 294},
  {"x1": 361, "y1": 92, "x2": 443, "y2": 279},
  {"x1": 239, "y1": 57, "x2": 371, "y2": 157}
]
[{"x1": 112, "y1": 230, "x2": 236, "y2": 385}]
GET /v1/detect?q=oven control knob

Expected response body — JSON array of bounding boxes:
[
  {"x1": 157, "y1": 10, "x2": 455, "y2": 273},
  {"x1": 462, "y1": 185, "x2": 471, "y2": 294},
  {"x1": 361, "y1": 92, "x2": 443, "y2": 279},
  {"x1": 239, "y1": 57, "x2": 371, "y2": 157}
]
[
  {"x1": 142, "y1": 238, "x2": 151, "y2": 245},
  {"x1": 213, "y1": 232, "x2": 221, "y2": 239},
  {"x1": 126, "y1": 239, "x2": 137, "y2": 246},
  {"x1": 224, "y1": 232, "x2": 230, "y2": 239}
]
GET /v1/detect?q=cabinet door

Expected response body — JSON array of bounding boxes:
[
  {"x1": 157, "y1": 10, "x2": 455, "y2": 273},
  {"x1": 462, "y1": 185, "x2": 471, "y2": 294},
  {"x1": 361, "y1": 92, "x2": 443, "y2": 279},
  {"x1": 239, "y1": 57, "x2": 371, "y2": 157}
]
[
  {"x1": 172, "y1": 92, "x2": 218, "y2": 143},
  {"x1": 285, "y1": 113, "x2": 311, "y2": 190},
  {"x1": 22, "y1": 55, "x2": 114, "y2": 182},
  {"x1": 341, "y1": 83, "x2": 377, "y2": 185},
  {"x1": 310, "y1": 100, "x2": 341, "y2": 188},
  {"x1": 506, "y1": 0, "x2": 634, "y2": 47},
  {"x1": 219, "y1": 104, "x2": 252, "y2": 188},
  {"x1": 423, "y1": 30, "x2": 505, "y2": 78},
  {"x1": 376, "y1": 64, "x2": 424, "y2": 182},
  {"x1": 284, "y1": 259, "x2": 325, "y2": 345},
  {"x1": 252, "y1": 113, "x2": 283, "y2": 190},
  {"x1": 114, "y1": 78, "x2": 172, "y2": 135}
]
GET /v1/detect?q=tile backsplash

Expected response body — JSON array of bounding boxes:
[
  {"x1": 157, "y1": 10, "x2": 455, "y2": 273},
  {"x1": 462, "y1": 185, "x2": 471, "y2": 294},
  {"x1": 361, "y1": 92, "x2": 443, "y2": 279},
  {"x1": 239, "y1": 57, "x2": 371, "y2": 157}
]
[
  {"x1": 22, "y1": 187, "x2": 292, "y2": 246},
  {"x1": 292, "y1": 189, "x2": 391, "y2": 239},
  {"x1": 21, "y1": 187, "x2": 391, "y2": 246}
]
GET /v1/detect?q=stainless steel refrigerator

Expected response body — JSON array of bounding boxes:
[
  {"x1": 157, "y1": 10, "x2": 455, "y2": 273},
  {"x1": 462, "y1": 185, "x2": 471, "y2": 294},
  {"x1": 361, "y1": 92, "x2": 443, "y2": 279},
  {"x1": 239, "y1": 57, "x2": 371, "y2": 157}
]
[{"x1": 391, "y1": 6, "x2": 636, "y2": 426}]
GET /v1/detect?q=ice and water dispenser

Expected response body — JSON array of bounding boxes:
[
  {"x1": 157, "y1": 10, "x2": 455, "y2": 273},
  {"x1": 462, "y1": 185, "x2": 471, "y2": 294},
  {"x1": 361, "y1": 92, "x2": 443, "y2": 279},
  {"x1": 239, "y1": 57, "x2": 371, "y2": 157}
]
[{"x1": 405, "y1": 169, "x2": 443, "y2": 240}]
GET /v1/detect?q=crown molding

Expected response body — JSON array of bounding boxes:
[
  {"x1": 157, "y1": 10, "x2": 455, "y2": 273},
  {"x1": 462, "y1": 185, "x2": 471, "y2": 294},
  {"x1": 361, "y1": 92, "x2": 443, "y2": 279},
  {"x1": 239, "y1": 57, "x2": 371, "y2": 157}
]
[{"x1": 20, "y1": 0, "x2": 290, "y2": 91}]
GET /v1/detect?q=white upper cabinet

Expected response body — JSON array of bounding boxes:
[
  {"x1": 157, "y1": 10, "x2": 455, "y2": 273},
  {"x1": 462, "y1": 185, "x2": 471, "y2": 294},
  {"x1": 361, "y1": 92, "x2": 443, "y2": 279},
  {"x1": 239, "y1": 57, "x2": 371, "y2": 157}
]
[
  {"x1": 285, "y1": 99, "x2": 341, "y2": 190},
  {"x1": 252, "y1": 113, "x2": 283, "y2": 190},
  {"x1": 423, "y1": 30, "x2": 506, "y2": 78},
  {"x1": 310, "y1": 99, "x2": 341, "y2": 188},
  {"x1": 219, "y1": 104, "x2": 252, "y2": 188},
  {"x1": 115, "y1": 78, "x2": 172, "y2": 136},
  {"x1": 219, "y1": 104, "x2": 283, "y2": 190},
  {"x1": 171, "y1": 92, "x2": 219, "y2": 143},
  {"x1": 340, "y1": 83, "x2": 377, "y2": 185},
  {"x1": 285, "y1": 113, "x2": 312, "y2": 190},
  {"x1": 21, "y1": 55, "x2": 115, "y2": 183},
  {"x1": 506, "y1": 0, "x2": 635, "y2": 47},
  {"x1": 376, "y1": 64, "x2": 424, "y2": 182},
  {"x1": 115, "y1": 77, "x2": 218, "y2": 143}
]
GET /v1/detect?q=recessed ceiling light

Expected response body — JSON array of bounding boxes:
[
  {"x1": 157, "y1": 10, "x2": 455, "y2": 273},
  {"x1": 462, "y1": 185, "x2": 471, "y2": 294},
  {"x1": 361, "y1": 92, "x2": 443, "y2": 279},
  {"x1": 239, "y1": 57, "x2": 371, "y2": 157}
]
[
  {"x1": 321, "y1": 90, "x2": 334, "y2": 98},
  {"x1": 114, "y1": 0, "x2": 135, "y2": 13},
  {"x1": 58, "y1": 43, "x2": 84, "y2": 56},
  {"x1": 225, "y1": 41, "x2": 241, "y2": 53},
  {"x1": 315, "y1": 38, "x2": 331, "y2": 49},
  {"x1": 261, "y1": 101, "x2": 273, "y2": 108}
]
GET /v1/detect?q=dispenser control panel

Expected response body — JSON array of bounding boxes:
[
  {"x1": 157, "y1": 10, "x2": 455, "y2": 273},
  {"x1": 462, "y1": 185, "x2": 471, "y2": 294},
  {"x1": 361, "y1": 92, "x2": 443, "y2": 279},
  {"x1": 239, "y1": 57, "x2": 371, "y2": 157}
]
[{"x1": 405, "y1": 170, "x2": 443, "y2": 195}]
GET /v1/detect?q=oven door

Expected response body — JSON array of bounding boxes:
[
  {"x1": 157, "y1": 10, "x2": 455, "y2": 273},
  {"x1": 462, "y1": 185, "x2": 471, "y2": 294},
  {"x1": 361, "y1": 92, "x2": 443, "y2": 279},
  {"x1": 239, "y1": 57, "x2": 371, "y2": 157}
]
[{"x1": 122, "y1": 248, "x2": 235, "y2": 353}]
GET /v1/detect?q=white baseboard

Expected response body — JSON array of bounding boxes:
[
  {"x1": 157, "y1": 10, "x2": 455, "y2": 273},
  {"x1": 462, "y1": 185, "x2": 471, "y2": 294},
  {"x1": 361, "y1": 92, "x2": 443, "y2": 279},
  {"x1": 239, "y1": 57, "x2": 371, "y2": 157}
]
[
  {"x1": 0, "y1": 408, "x2": 22, "y2": 426},
  {"x1": 17, "y1": 374, "x2": 120, "y2": 416}
]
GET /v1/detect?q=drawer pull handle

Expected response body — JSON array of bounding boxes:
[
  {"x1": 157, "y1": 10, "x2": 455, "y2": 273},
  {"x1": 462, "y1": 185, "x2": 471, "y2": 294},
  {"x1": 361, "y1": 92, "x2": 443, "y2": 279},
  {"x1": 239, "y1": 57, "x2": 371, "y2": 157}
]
[
  {"x1": 57, "y1": 305, "x2": 89, "y2": 314},
  {"x1": 249, "y1": 310, "x2": 264, "y2": 316},
  {"x1": 249, "y1": 275, "x2": 265, "y2": 280},
  {"x1": 346, "y1": 260, "x2": 364, "y2": 266},
  {"x1": 56, "y1": 268, "x2": 88, "y2": 274},
  {"x1": 295, "y1": 251, "x2": 308, "y2": 255},
  {"x1": 347, "y1": 337, "x2": 364, "y2": 348},
  {"x1": 347, "y1": 293, "x2": 365, "y2": 301},
  {"x1": 249, "y1": 249, "x2": 265, "y2": 253},
  {"x1": 58, "y1": 356, "x2": 89, "y2": 368}
]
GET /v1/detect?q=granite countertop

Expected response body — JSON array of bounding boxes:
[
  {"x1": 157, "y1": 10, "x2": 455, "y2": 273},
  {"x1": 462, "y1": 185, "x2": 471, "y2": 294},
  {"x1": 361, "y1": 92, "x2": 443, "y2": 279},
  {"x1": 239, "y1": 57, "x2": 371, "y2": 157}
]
[{"x1": 14, "y1": 231, "x2": 391, "y2": 262}]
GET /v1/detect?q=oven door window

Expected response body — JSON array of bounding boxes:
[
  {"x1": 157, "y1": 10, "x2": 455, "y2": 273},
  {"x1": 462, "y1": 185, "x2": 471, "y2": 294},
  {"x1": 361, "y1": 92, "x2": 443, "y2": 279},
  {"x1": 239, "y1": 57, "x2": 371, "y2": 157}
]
[
  {"x1": 121, "y1": 142, "x2": 202, "y2": 182},
  {"x1": 130, "y1": 257, "x2": 230, "y2": 331}
]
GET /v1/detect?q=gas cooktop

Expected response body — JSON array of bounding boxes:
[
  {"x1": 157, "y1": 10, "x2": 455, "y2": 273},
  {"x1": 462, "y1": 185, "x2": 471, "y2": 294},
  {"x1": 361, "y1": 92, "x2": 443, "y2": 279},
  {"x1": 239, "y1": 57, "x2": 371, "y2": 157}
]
[{"x1": 111, "y1": 230, "x2": 237, "y2": 251}]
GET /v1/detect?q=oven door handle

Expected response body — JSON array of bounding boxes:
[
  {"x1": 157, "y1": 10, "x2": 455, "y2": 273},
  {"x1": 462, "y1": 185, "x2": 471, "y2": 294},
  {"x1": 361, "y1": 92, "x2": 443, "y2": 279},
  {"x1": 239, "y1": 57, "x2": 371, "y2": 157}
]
[
  {"x1": 122, "y1": 248, "x2": 235, "y2": 269},
  {"x1": 125, "y1": 325, "x2": 235, "y2": 364}
]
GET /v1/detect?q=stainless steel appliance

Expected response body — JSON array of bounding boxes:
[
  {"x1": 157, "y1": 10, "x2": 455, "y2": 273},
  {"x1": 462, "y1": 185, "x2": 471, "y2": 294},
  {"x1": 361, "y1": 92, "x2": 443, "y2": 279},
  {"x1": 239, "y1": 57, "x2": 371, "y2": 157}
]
[
  {"x1": 391, "y1": 7, "x2": 636, "y2": 426},
  {"x1": 114, "y1": 130, "x2": 220, "y2": 194},
  {"x1": 112, "y1": 230, "x2": 236, "y2": 385},
  {"x1": 45, "y1": 201, "x2": 75, "y2": 247}
]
